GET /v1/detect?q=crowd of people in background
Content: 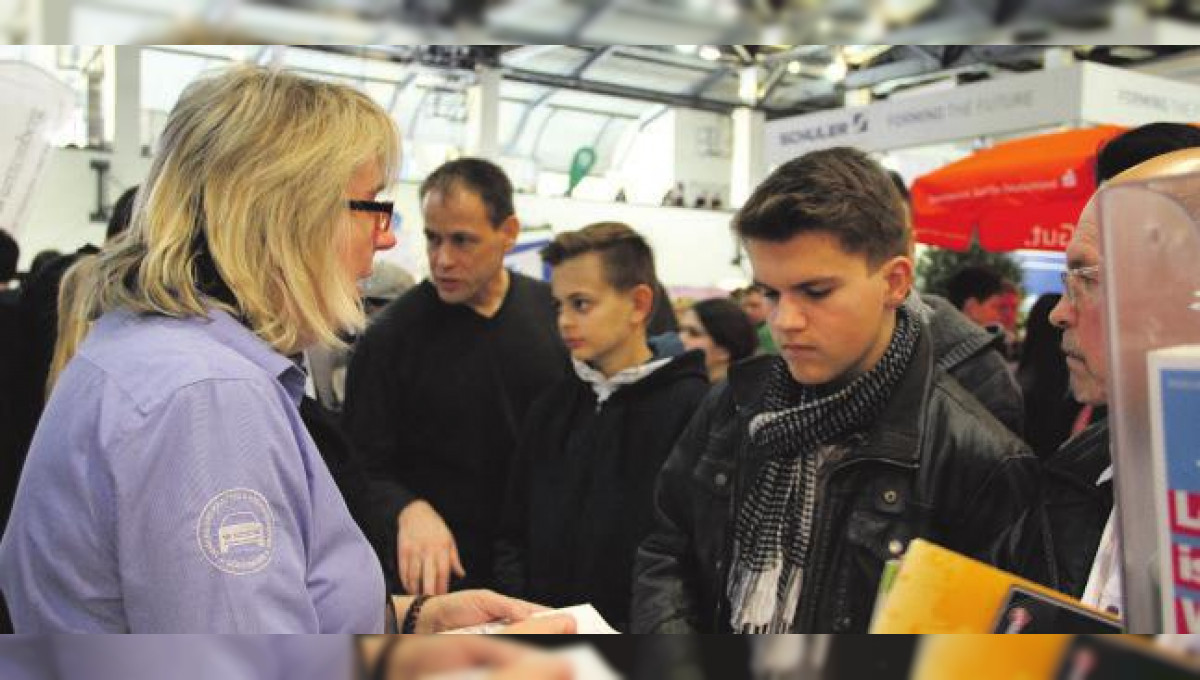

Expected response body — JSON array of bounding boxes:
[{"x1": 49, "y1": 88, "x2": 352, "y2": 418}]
[{"x1": 1, "y1": 64, "x2": 1200, "y2": 665}]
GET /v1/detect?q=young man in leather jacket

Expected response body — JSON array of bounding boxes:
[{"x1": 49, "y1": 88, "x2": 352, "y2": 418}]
[{"x1": 631, "y1": 147, "x2": 1045, "y2": 633}]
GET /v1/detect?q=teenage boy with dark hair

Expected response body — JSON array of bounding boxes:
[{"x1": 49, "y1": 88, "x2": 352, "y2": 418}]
[
  {"x1": 632, "y1": 147, "x2": 1043, "y2": 633},
  {"x1": 495, "y1": 222, "x2": 709, "y2": 631}
]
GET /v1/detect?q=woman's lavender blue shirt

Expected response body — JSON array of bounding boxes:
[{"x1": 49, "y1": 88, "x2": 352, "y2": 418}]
[{"x1": 0, "y1": 308, "x2": 384, "y2": 632}]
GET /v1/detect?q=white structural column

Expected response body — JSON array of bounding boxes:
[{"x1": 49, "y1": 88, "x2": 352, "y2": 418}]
[
  {"x1": 106, "y1": 45, "x2": 141, "y2": 159},
  {"x1": 465, "y1": 66, "x2": 501, "y2": 159},
  {"x1": 1043, "y1": 46, "x2": 1076, "y2": 69},
  {"x1": 105, "y1": 45, "x2": 142, "y2": 180},
  {"x1": 29, "y1": 0, "x2": 71, "y2": 42},
  {"x1": 730, "y1": 107, "x2": 766, "y2": 209}
]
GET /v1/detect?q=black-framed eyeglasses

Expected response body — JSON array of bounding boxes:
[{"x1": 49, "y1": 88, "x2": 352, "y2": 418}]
[{"x1": 349, "y1": 200, "x2": 396, "y2": 233}]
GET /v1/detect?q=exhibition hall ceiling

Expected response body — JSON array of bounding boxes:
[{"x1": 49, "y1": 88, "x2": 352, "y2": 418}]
[{"x1": 331, "y1": 44, "x2": 1199, "y2": 117}]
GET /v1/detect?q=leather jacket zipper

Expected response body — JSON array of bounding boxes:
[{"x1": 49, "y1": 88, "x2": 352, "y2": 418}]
[
  {"x1": 713, "y1": 403, "x2": 750, "y2": 633},
  {"x1": 713, "y1": 417, "x2": 743, "y2": 633}
]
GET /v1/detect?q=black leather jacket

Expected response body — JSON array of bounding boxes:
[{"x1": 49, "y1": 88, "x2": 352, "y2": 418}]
[
  {"x1": 1035, "y1": 419, "x2": 1112, "y2": 599},
  {"x1": 631, "y1": 329, "x2": 1045, "y2": 633},
  {"x1": 919, "y1": 293, "x2": 1024, "y2": 437}
]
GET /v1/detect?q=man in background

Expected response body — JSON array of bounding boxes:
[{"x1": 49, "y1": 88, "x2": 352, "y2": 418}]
[
  {"x1": 734, "y1": 284, "x2": 778, "y2": 354},
  {"x1": 344, "y1": 158, "x2": 567, "y2": 596}
]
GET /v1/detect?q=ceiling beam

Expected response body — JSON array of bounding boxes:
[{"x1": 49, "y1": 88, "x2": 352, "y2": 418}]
[
  {"x1": 502, "y1": 45, "x2": 566, "y2": 67},
  {"x1": 503, "y1": 88, "x2": 554, "y2": 155},
  {"x1": 687, "y1": 64, "x2": 733, "y2": 98},
  {"x1": 843, "y1": 57, "x2": 938, "y2": 89},
  {"x1": 603, "y1": 46, "x2": 720, "y2": 75},
  {"x1": 503, "y1": 66, "x2": 736, "y2": 114},
  {"x1": 903, "y1": 45, "x2": 942, "y2": 69},
  {"x1": 572, "y1": 45, "x2": 616, "y2": 78},
  {"x1": 757, "y1": 62, "x2": 792, "y2": 108}
]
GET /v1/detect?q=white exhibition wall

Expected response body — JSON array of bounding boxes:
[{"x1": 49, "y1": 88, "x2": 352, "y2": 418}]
[{"x1": 13, "y1": 148, "x2": 151, "y2": 268}]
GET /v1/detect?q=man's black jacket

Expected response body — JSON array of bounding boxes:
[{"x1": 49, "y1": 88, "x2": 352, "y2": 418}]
[
  {"x1": 1032, "y1": 419, "x2": 1112, "y2": 599},
  {"x1": 631, "y1": 327, "x2": 1046, "y2": 633},
  {"x1": 921, "y1": 293, "x2": 1024, "y2": 437}
]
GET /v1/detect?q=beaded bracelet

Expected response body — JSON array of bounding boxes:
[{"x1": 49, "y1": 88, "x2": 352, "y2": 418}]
[{"x1": 401, "y1": 594, "x2": 431, "y2": 634}]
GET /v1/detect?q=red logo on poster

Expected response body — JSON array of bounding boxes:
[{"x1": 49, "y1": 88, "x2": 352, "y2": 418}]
[
  {"x1": 1169, "y1": 490, "x2": 1200, "y2": 537},
  {"x1": 1176, "y1": 597, "x2": 1200, "y2": 633},
  {"x1": 1173, "y1": 543, "x2": 1200, "y2": 590}
]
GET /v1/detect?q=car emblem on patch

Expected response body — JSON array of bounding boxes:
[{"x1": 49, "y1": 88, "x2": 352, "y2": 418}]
[{"x1": 197, "y1": 488, "x2": 274, "y2": 575}]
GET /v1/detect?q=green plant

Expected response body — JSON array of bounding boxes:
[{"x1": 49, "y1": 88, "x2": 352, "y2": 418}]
[{"x1": 916, "y1": 240, "x2": 1023, "y2": 297}]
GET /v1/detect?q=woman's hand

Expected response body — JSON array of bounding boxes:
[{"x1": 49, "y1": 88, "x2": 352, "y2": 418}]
[{"x1": 409, "y1": 589, "x2": 574, "y2": 634}]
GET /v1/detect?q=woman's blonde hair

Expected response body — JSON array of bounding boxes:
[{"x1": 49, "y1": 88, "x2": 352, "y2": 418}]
[{"x1": 50, "y1": 66, "x2": 399, "y2": 389}]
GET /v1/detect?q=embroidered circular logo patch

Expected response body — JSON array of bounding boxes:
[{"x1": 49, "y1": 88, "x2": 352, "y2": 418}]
[{"x1": 197, "y1": 488, "x2": 274, "y2": 575}]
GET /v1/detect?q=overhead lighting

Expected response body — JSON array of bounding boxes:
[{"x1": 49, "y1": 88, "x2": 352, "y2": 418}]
[
  {"x1": 1108, "y1": 46, "x2": 1157, "y2": 61},
  {"x1": 825, "y1": 55, "x2": 848, "y2": 81},
  {"x1": 675, "y1": 45, "x2": 698, "y2": 54},
  {"x1": 881, "y1": 0, "x2": 936, "y2": 25},
  {"x1": 841, "y1": 45, "x2": 891, "y2": 66},
  {"x1": 699, "y1": 45, "x2": 723, "y2": 62},
  {"x1": 787, "y1": 61, "x2": 801, "y2": 74}
]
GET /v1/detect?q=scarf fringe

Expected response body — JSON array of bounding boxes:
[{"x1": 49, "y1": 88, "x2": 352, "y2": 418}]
[{"x1": 729, "y1": 557, "x2": 805, "y2": 633}]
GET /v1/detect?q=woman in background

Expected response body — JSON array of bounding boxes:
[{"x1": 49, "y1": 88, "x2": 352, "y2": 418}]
[
  {"x1": 679, "y1": 297, "x2": 759, "y2": 382},
  {"x1": 1016, "y1": 293, "x2": 1084, "y2": 458}
]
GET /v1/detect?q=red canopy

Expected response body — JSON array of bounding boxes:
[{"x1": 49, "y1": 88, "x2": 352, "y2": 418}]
[{"x1": 911, "y1": 125, "x2": 1127, "y2": 252}]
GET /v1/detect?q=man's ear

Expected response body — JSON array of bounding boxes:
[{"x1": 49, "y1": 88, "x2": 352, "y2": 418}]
[
  {"x1": 499, "y1": 215, "x2": 520, "y2": 252},
  {"x1": 879, "y1": 256, "x2": 914, "y2": 309},
  {"x1": 631, "y1": 284, "x2": 655, "y2": 326},
  {"x1": 962, "y1": 296, "x2": 983, "y2": 320}
]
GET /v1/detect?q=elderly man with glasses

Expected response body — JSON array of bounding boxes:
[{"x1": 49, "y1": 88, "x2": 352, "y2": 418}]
[{"x1": 1038, "y1": 148, "x2": 1200, "y2": 622}]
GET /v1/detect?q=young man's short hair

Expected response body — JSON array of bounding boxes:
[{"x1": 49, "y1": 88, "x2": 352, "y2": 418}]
[
  {"x1": 733, "y1": 146, "x2": 910, "y2": 267},
  {"x1": 541, "y1": 221, "x2": 657, "y2": 294},
  {"x1": 887, "y1": 169, "x2": 910, "y2": 204},
  {"x1": 946, "y1": 266, "x2": 1006, "y2": 310},
  {"x1": 420, "y1": 157, "x2": 515, "y2": 228}
]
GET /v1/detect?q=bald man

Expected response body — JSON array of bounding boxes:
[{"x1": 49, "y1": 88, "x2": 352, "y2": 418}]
[{"x1": 1039, "y1": 148, "x2": 1200, "y2": 619}]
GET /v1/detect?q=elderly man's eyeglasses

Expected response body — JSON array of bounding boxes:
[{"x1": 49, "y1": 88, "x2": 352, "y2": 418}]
[
  {"x1": 349, "y1": 200, "x2": 396, "y2": 233},
  {"x1": 1060, "y1": 265, "x2": 1101, "y2": 304}
]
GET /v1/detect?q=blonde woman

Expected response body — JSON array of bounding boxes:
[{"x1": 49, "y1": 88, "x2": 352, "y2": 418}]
[{"x1": 0, "y1": 67, "x2": 568, "y2": 641}]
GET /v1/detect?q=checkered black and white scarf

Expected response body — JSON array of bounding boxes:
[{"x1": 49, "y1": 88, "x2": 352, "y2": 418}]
[{"x1": 728, "y1": 308, "x2": 920, "y2": 633}]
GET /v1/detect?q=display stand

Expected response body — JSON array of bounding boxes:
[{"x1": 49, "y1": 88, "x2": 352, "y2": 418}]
[{"x1": 1099, "y1": 173, "x2": 1200, "y2": 633}]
